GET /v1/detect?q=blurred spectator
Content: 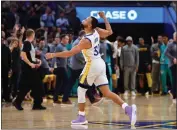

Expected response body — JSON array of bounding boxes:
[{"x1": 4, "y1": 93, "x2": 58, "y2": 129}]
[
  {"x1": 10, "y1": 26, "x2": 25, "y2": 98},
  {"x1": 52, "y1": 34, "x2": 69, "y2": 103},
  {"x1": 39, "y1": 2, "x2": 49, "y2": 14},
  {"x1": 56, "y1": 12, "x2": 69, "y2": 33},
  {"x1": 55, "y1": 27, "x2": 61, "y2": 38},
  {"x1": 66, "y1": 32, "x2": 74, "y2": 68},
  {"x1": 113, "y1": 36, "x2": 125, "y2": 94},
  {"x1": 35, "y1": 37, "x2": 56, "y2": 99},
  {"x1": 169, "y1": 39, "x2": 174, "y2": 43},
  {"x1": 165, "y1": 32, "x2": 177, "y2": 103},
  {"x1": 100, "y1": 38, "x2": 114, "y2": 91},
  {"x1": 120, "y1": 36, "x2": 139, "y2": 97},
  {"x1": 137, "y1": 38, "x2": 152, "y2": 96},
  {"x1": 54, "y1": 35, "x2": 61, "y2": 46},
  {"x1": 46, "y1": 34, "x2": 56, "y2": 67},
  {"x1": 48, "y1": 2, "x2": 57, "y2": 14},
  {"x1": 5, "y1": 4, "x2": 19, "y2": 30},
  {"x1": 2, "y1": 1, "x2": 11, "y2": 10},
  {"x1": 1, "y1": 31, "x2": 7, "y2": 45},
  {"x1": 2, "y1": 24, "x2": 5, "y2": 32},
  {"x1": 1, "y1": 35, "x2": 12, "y2": 102},
  {"x1": 160, "y1": 34, "x2": 173, "y2": 96},
  {"x1": 67, "y1": 11, "x2": 81, "y2": 36},
  {"x1": 17, "y1": 2, "x2": 29, "y2": 27},
  {"x1": 100, "y1": 38, "x2": 107, "y2": 61},
  {"x1": 40, "y1": 6, "x2": 55, "y2": 28},
  {"x1": 47, "y1": 34, "x2": 56, "y2": 52},
  {"x1": 27, "y1": 6, "x2": 40, "y2": 29},
  {"x1": 64, "y1": 1, "x2": 76, "y2": 15},
  {"x1": 35, "y1": 37, "x2": 50, "y2": 70},
  {"x1": 113, "y1": 36, "x2": 122, "y2": 55},
  {"x1": 151, "y1": 35, "x2": 163, "y2": 94}
]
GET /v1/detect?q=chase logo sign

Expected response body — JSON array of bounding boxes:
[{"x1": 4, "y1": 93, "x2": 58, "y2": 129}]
[
  {"x1": 76, "y1": 7, "x2": 164, "y2": 23},
  {"x1": 90, "y1": 10, "x2": 137, "y2": 20}
]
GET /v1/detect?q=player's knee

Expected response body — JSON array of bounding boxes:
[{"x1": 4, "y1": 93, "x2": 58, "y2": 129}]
[{"x1": 77, "y1": 87, "x2": 87, "y2": 103}]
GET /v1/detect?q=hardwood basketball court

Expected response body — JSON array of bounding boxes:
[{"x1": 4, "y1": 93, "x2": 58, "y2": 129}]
[{"x1": 2, "y1": 95, "x2": 177, "y2": 129}]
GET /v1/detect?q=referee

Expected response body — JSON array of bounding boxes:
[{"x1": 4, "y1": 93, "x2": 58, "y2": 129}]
[{"x1": 13, "y1": 29, "x2": 46, "y2": 110}]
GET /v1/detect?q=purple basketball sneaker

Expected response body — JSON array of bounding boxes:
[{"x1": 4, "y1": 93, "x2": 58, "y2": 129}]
[
  {"x1": 125, "y1": 104, "x2": 137, "y2": 126},
  {"x1": 71, "y1": 115, "x2": 88, "y2": 125}
]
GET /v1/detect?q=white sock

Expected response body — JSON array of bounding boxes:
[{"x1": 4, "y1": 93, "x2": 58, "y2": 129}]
[
  {"x1": 122, "y1": 103, "x2": 128, "y2": 110},
  {"x1": 79, "y1": 111, "x2": 85, "y2": 116}
]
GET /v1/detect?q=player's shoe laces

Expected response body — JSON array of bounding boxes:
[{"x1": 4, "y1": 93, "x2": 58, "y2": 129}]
[
  {"x1": 125, "y1": 104, "x2": 137, "y2": 126},
  {"x1": 71, "y1": 115, "x2": 88, "y2": 125}
]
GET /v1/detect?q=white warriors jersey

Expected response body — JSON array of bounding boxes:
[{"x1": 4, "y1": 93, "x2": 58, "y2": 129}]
[{"x1": 82, "y1": 29, "x2": 101, "y2": 62}]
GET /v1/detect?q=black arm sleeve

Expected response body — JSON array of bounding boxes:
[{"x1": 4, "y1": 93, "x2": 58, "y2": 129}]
[{"x1": 22, "y1": 41, "x2": 31, "y2": 52}]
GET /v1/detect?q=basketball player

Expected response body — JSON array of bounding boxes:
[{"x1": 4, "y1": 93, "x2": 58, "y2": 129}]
[{"x1": 46, "y1": 12, "x2": 137, "y2": 125}]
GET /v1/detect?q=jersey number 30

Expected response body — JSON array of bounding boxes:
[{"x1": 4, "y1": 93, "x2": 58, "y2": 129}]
[
  {"x1": 94, "y1": 38, "x2": 99, "y2": 56},
  {"x1": 94, "y1": 45, "x2": 100, "y2": 56}
]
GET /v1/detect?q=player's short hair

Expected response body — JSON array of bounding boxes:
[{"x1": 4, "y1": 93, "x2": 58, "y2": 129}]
[
  {"x1": 91, "y1": 16, "x2": 98, "y2": 29},
  {"x1": 26, "y1": 29, "x2": 35, "y2": 38}
]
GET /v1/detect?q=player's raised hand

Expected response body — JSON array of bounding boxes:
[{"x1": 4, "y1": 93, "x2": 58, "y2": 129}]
[
  {"x1": 45, "y1": 53, "x2": 54, "y2": 60},
  {"x1": 98, "y1": 12, "x2": 106, "y2": 18}
]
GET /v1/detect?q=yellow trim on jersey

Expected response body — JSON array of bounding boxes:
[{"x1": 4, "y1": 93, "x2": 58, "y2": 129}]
[
  {"x1": 83, "y1": 49, "x2": 91, "y2": 62},
  {"x1": 80, "y1": 62, "x2": 91, "y2": 84},
  {"x1": 80, "y1": 50, "x2": 91, "y2": 84}
]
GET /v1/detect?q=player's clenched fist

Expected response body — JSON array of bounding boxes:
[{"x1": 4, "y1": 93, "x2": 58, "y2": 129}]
[{"x1": 98, "y1": 12, "x2": 106, "y2": 18}]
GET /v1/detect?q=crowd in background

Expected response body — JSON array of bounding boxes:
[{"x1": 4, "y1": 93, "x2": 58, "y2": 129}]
[{"x1": 1, "y1": 2, "x2": 177, "y2": 109}]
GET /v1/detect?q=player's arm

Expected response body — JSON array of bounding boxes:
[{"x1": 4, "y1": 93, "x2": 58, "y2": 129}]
[
  {"x1": 96, "y1": 12, "x2": 113, "y2": 38},
  {"x1": 46, "y1": 38, "x2": 92, "y2": 59},
  {"x1": 21, "y1": 52, "x2": 35, "y2": 68},
  {"x1": 20, "y1": 42, "x2": 36, "y2": 68}
]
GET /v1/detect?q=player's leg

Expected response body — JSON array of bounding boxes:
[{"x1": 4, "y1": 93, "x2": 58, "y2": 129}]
[
  {"x1": 95, "y1": 74, "x2": 137, "y2": 126},
  {"x1": 100, "y1": 85, "x2": 124, "y2": 105},
  {"x1": 71, "y1": 85, "x2": 88, "y2": 125},
  {"x1": 72, "y1": 82, "x2": 96, "y2": 125},
  {"x1": 71, "y1": 62, "x2": 97, "y2": 125}
]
